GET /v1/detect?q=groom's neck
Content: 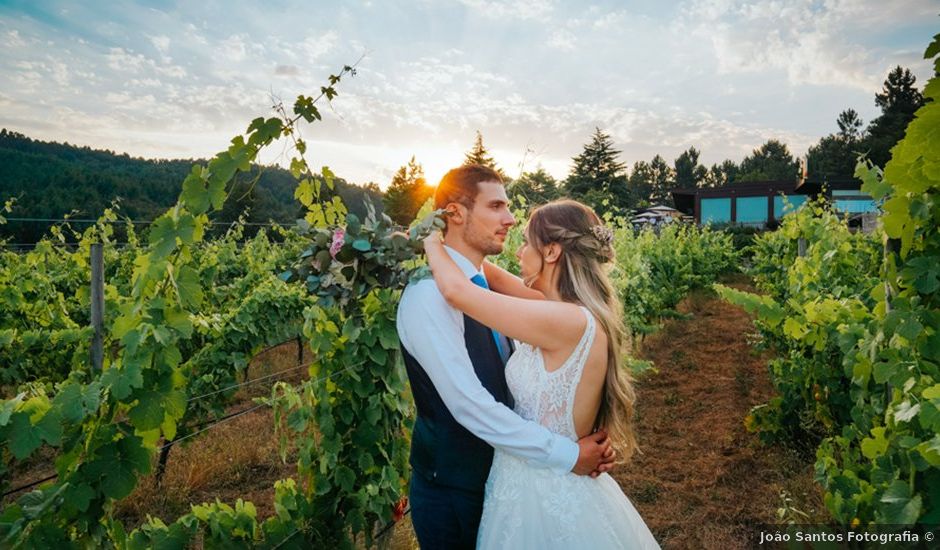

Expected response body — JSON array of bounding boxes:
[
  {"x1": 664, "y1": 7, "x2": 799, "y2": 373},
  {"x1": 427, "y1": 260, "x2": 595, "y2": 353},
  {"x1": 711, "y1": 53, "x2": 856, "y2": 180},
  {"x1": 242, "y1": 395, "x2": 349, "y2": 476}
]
[{"x1": 443, "y1": 233, "x2": 485, "y2": 270}]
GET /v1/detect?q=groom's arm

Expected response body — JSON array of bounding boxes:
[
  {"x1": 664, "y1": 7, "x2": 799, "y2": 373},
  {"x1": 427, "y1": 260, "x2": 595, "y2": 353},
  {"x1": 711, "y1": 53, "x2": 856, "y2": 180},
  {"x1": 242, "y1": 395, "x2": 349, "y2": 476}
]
[{"x1": 398, "y1": 281, "x2": 579, "y2": 474}]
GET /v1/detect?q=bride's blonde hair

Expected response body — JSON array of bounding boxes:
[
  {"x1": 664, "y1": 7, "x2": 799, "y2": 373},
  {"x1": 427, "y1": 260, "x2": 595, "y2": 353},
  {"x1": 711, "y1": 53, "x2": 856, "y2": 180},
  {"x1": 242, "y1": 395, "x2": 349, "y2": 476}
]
[{"x1": 525, "y1": 200, "x2": 638, "y2": 462}]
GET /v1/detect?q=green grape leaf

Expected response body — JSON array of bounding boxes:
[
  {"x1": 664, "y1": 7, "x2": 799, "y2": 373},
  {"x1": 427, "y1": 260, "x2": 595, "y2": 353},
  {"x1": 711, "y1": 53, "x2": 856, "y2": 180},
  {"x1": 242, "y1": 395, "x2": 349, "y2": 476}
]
[
  {"x1": 148, "y1": 216, "x2": 178, "y2": 260},
  {"x1": 34, "y1": 409, "x2": 63, "y2": 446},
  {"x1": 128, "y1": 390, "x2": 166, "y2": 431},
  {"x1": 861, "y1": 427, "x2": 888, "y2": 459},
  {"x1": 878, "y1": 480, "x2": 922, "y2": 524},
  {"x1": 335, "y1": 465, "x2": 355, "y2": 492},
  {"x1": 175, "y1": 265, "x2": 203, "y2": 309},
  {"x1": 163, "y1": 306, "x2": 193, "y2": 338},
  {"x1": 901, "y1": 256, "x2": 940, "y2": 294},
  {"x1": 8, "y1": 412, "x2": 42, "y2": 459},
  {"x1": 103, "y1": 359, "x2": 145, "y2": 401},
  {"x1": 180, "y1": 169, "x2": 210, "y2": 215}
]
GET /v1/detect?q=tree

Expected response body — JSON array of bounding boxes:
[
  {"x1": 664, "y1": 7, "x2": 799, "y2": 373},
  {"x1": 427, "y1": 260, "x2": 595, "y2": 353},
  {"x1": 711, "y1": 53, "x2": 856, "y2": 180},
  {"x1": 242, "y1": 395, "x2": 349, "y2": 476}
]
[
  {"x1": 702, "y1": 160, "x2": 738, "y2": 187},
  {"x1": 737, "y1": 139, "x2": 799, "y2": 181},
  {"x1": 564, "y1": 127, "x2": 628, "y2": 214},
  {"x1": 626, "y1": 161, "x2": 653, "y2": 209},
  {"x1": 836, "y1": 109, "x2": 864, "y2": 141},
  {"x1": 647, "y1": 154, "x2": 674, "y2": 206},
  {"x1": 863, "y1": 66, "x2": 925, "y2": 166},
  {"x1": 673, "y1": 147, "x2": 707, "y2": 189},
  {"x1": 463, "y1": 131, "x2": 506, "y2": 179},
  {"x1": 507, "y1": 167, "x2": 560, "y2": 207},
  {"x1": 806, "y1": 110, "x2": 864, "y2": 181},
  {"x1": 382, "y1": 156, "x2": 432, "y2": 226}
]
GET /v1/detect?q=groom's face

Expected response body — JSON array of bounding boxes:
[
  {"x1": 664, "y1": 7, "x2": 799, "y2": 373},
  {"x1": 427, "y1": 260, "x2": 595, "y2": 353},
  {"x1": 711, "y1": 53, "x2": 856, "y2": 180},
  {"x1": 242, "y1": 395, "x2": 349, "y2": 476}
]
[{"x1": 462, "y1": 181, "x2": 515, "y2": 256}]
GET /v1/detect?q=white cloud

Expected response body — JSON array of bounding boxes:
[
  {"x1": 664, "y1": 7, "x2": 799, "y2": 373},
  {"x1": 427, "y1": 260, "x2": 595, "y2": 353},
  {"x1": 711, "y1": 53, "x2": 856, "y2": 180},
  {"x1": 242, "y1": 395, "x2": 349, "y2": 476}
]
[
  {"x1": 106, "y1": 47, "x2": 147, "y2": 72},
  {"x1": 457, "y1": 0, "x2": 554, "y2": 21},
  {"x1": 300, "y1": 31, "x2": 338, "y2": 60},
  {"x1": 548, "y1": 29, "x2": 576, "y2": 51},
  {"x1": 220, "y1": 35, "x2": 248, "y2": 61},
  {"x1": 150, "y1": 34, "x2": 170, "y2": 55},
  {"x1": 674, "y1": 0, "x2": 929, "y2": 92}
]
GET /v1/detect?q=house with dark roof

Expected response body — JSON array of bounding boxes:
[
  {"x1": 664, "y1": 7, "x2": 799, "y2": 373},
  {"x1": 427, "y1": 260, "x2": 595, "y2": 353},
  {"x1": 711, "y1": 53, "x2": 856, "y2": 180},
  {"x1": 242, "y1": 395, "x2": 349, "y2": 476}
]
[{"x1": 670, "y1": 177, "x2": 878, "y2": 227}]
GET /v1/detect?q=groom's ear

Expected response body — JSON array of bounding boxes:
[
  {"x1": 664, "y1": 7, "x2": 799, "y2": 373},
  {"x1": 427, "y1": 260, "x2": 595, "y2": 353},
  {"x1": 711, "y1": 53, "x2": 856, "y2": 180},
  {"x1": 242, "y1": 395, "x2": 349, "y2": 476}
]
[{"x1": 445, "y1": 203, "x2": 465, "y2": 226}]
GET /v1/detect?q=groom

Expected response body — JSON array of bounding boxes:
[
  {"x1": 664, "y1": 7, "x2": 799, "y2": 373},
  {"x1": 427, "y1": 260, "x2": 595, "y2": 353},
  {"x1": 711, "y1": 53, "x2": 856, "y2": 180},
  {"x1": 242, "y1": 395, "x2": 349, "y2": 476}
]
[{"x1": 396, "y1": 164, "x2": 615, "y2": 549}]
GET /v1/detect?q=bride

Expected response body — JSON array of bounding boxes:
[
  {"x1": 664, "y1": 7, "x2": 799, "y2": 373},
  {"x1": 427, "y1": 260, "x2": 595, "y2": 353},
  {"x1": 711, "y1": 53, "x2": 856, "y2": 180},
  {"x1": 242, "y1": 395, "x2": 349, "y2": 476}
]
[{"x1": 423, "y1": 199, "x2": 660, "y2": 549}]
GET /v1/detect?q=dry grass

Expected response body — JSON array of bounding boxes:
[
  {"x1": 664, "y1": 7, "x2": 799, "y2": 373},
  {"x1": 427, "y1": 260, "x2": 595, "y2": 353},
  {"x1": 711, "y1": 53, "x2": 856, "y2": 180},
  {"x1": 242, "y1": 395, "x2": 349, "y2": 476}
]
[{"x1": 115, "y1": 342, "x2": 309, "y2": 528}]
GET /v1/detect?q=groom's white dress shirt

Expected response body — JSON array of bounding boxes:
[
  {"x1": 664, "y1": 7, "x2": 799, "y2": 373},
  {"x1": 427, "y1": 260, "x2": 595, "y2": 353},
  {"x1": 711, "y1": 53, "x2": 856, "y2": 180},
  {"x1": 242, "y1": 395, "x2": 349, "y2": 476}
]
[{"x1": 397, "y1": 246, "x2": 579, "y2": 475}]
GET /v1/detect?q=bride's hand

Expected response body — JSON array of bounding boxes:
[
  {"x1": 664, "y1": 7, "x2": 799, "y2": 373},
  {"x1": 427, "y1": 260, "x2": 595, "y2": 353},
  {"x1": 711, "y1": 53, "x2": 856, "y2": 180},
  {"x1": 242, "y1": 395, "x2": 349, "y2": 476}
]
[{"x1": 422, "y1": 229, "x2": 443, "y2": 251}]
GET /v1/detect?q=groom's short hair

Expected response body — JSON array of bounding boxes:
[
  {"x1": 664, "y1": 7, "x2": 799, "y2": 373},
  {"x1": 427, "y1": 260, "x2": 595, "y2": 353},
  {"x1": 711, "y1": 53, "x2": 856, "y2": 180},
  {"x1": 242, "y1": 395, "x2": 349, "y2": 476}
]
[{"x1": 434, "y1": 164, "x2": 504, "y2": 210}]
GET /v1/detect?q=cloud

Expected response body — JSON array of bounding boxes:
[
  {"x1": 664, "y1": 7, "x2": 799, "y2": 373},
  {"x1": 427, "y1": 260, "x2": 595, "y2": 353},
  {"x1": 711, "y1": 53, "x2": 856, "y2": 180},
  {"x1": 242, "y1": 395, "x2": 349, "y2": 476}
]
[
  {"x1": 300, "y1": 31, "x2": 338, "y2": 60},
  {"x1": 150, "y1": 34, "x2": 170, "y2": 55},
  {"x1": 275, "y1": 64, "x2": 301, "y2": 76},
  {"x1": 106, "y1": 47, "x2": 147, "y2": 72},
  {"x1": 220, "y1": 35, "x2": 248, "y2": 61},
  {"x1": 456, "y1": 0, "x2": 554, "y2": 21},
  {"x1": 548, "y1": 29, "x2": 576, "y2": 51},
  {"x1": 674, "y1": 0, "x2": 930, "y2": 92}
]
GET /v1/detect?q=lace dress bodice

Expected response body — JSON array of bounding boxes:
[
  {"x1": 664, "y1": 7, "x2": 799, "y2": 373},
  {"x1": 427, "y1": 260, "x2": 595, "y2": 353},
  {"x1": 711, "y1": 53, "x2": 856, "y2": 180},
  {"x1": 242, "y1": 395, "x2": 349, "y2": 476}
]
[{"x1": 505, "y1": 306, "x2": 596, "y2": 441}]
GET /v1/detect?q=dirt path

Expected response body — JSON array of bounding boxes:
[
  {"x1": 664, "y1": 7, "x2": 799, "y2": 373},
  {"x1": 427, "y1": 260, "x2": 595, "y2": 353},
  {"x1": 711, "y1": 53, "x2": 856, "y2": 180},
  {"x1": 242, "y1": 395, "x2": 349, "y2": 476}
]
[{"x1": 613, "y1": 277, "x2": 824, "y2": 549}]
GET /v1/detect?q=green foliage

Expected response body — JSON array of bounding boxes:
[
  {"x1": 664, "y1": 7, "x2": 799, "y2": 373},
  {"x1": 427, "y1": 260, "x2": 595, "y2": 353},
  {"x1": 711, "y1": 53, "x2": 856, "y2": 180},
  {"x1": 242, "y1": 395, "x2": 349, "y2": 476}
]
[
  {"x1": 463, "y1": 131, "x2": 506, "y2": 180},
  {"x1": 564, "y1": 127, "x2": 629, "y2": 215},
  {"x1": 737, "y1": 139, "x2": 800, "y2": 182},
  {"x1": 381, "y1": 156, "x2": 432, "y2": 226},
  {"x1": 716, "y1": 37, "x2": 940, "y2": 526}
]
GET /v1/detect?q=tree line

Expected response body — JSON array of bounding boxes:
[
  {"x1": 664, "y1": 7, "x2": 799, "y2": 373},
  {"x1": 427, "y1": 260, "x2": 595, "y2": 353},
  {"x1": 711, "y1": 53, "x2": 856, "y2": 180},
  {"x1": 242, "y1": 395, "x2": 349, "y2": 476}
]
[
  {"x1": 0, "y1": 63, "x2": 926, "y2": 235},
  {"x1": 382, "y1": 64, "x2": 927, "y2": 221}
]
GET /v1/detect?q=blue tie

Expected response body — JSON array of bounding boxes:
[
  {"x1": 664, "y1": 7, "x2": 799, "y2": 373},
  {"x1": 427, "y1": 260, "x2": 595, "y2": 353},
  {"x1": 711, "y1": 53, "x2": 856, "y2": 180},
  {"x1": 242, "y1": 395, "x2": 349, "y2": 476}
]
[{"x1": 470, "y1": 273, "x2": 505, "y2": 359}]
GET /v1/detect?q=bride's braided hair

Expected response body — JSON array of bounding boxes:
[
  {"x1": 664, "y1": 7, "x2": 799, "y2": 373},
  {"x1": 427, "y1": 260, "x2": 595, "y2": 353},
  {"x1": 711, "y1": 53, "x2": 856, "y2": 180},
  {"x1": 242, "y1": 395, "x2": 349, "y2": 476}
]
[{"x1": 526, "y1": 200, "x2": 638, "y2": 462}]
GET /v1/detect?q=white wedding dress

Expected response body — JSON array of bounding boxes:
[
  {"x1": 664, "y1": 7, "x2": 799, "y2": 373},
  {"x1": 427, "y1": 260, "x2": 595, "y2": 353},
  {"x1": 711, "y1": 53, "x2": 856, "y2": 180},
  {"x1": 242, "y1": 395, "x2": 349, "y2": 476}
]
[{"x1": 477, "y1": 307, "x2": 661, "y2": 549}]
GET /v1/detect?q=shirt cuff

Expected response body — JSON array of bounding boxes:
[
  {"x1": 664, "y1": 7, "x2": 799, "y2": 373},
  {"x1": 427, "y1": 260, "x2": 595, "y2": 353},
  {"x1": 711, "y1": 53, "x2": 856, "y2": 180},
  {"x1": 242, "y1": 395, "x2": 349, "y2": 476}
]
[{"x1": 547, "y1": 437, "x2": 579, "y2": 475}]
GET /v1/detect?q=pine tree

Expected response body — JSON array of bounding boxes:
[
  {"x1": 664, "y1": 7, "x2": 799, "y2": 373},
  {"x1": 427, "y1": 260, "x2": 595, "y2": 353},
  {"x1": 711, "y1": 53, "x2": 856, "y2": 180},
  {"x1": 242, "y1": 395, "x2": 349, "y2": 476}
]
[
  {"x1": 864, "y1": 66, "x2": 925, "y2": 166},
  {"x1": 673, "y1": 147, "x2": 707, "y2": 189},
  {"x1": 836, "y1": 109, "x2": 864, "y2": 141},
  {"x1": 564, "y1": 127, "x2": 628, "y2": 214},
  {"x1": 647, "y1": 154, "x2": 674, "y2": 205},
  {"x1": 382, "y1": 156, "x2": 432, "y2": 226},
  {"x1": 463, "y1": 131, "x2": 506, "y2": 179}
]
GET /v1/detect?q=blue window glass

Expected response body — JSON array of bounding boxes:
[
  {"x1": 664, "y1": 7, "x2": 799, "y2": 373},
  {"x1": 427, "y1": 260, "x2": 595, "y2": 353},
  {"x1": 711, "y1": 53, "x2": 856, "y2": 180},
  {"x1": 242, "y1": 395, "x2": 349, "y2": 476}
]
[
  {"x1": 774, "y1": 195, "x2": 807, "y2": 218},
  {"x1": 834, "y1": 199, "x2": 879, "y2": 214},
  {"x1": 832, "y1": 189, "x2": 869, "y2": 197},
  {"x1": 736, "y1": 197, "x2": 768, "y2": 224},
  {"x1": 701, "y1": 198, "x2": 731, "y2": 224}
]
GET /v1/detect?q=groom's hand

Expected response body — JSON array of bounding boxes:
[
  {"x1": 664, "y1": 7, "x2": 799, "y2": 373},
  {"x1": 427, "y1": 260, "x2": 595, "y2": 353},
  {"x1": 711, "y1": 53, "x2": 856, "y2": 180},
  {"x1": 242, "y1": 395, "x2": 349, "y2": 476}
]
[{"x1": 572, "y1": 429, "x2": 616, "y2": 477}]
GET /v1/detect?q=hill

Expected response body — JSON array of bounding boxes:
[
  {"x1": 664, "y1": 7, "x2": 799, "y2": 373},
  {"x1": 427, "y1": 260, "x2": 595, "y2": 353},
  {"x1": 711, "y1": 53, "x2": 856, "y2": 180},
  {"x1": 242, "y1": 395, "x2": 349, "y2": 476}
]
[{"x1": 0, "y1": 129, "x2": 384, "y2": 243}]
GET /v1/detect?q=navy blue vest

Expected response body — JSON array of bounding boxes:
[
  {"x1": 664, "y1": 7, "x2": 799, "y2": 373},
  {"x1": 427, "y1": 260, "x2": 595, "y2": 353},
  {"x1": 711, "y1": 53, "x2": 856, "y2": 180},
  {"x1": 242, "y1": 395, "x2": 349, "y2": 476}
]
[{"x1": 402, "y1": 313, "x2": 514, "y2": 493}]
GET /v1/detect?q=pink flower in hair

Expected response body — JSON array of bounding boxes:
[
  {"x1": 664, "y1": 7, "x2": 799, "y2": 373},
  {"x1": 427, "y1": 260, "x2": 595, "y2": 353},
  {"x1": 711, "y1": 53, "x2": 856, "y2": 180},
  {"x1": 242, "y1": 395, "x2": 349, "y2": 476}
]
[{"x1": 329, "y1": 228, "x2": 345, "y2": 259}]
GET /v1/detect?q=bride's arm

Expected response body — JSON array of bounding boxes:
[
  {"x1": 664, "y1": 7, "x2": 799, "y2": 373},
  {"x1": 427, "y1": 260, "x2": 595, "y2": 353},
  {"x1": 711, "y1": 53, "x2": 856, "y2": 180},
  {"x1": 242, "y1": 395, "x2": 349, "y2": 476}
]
[
  {"x1": 425, "y1": 232, "x2": 583, "y2": 352},
  {"x1": 482, "y1": 260, "x2": 545, "y2": 300}
]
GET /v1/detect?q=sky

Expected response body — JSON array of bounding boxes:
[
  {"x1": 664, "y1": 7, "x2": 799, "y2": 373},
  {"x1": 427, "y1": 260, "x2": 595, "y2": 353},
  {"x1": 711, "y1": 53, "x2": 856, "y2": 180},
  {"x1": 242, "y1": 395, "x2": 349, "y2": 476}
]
[{"x1": 0, "y1": 1, "x2": 936, "y2": 189}]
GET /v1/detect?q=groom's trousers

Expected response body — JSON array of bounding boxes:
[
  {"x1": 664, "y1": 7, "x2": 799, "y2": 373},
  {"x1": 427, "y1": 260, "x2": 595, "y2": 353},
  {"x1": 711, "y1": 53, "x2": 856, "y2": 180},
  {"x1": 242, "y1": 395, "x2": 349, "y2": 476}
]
[{"x1": 409, "y1": 473, "x2": 484, "y2": 550}]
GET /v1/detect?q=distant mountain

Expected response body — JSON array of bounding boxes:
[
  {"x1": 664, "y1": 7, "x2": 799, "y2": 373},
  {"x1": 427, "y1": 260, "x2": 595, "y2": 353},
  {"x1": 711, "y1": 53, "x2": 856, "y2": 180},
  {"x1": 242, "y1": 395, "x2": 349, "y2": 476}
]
[{"x1": 0, "y1": 129, "x2": 384, "y2": 243}]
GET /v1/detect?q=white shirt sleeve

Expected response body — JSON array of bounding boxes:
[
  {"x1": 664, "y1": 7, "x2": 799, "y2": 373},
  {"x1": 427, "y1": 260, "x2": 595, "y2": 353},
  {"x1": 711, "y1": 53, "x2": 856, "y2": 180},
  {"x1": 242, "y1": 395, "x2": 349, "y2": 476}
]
[{"x1": 397, "y1": 279, "x2": 579, "y2": 474}]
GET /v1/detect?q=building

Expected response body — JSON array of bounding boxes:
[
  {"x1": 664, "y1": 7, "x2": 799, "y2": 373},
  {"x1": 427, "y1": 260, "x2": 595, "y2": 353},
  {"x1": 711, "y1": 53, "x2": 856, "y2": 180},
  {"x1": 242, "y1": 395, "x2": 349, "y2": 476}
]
[{"x1": 670, "y1": 178, "x2": 878, "y2": 227}]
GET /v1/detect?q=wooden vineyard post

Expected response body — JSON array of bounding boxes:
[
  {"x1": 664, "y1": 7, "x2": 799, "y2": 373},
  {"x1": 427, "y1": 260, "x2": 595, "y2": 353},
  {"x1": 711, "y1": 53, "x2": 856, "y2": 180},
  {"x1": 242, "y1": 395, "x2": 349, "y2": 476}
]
[{"x1": 90, "y1": 242, "x2": 104, "y2": 373}]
